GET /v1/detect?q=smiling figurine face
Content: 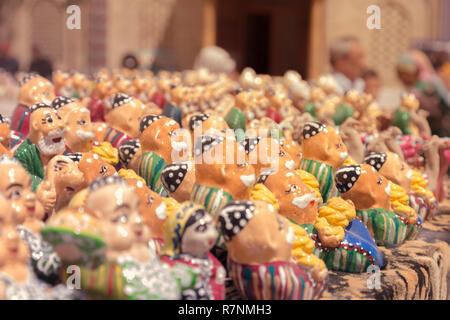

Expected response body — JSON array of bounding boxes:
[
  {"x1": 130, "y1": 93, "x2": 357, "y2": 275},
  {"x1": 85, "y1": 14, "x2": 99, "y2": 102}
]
[
  {"x1": 364, "y1": 152, "x2": 413, "y2": 193},
  {"x1": 19, "y1": 74, "x2": 55, "y2": 107},
  {"x1": 194, "y1": 135, "x2": 256, "y2": 200},
  {"x1": 335, "y1": 164, "x2": 392, "y2": 211},
  {"x1": 301, "y1": 121, "x2": 348, "y2": 170},
  {"x1": 105, "y1": 94, "x2": 150, "y2": 139},
  {"x1": 28, "y1": 104, "x2": 66, "y2": 157},
  {"x1": 258, "y1": 169, "x2": 318, "y2": 224},
  {"x1": 218, "y1": 200, "x2": 293, "y2": 265},
  {"x1": 0, "y1": 156, "x2": 44, "y2": 229},
  {"x1": 85, "y1": 176, "x2": 151, "y2": 262},
  {"x1": 63, "y1": 107, "x2": 95, "y2": 153},
  {"x1": 140, "y1": 115, "x2": 189, "y2": 163},
  {"x1": 0, "y1": 194, "x2": 30, "y2": 281}
]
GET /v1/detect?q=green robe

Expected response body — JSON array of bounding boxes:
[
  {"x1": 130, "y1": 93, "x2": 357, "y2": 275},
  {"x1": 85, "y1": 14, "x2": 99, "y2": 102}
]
[{"x1": 14, "y1": 138, "x2": 44, "y2": 191}]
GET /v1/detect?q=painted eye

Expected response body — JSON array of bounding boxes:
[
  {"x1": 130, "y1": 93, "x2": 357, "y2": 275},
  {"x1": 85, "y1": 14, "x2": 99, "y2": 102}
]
[
  {"x1": 47, "y1": 117, "x2": 53, "y2": 123},
  {"x1": 147, "y1": 195, "x2": 154, "y2": 205},
  {"x1": 277, "y1": 217, "x2": 284, "y2": 230},
  {"x1": 401, "y1": 163, "x2": 405, "y2": 171},
  {"x1": 279, "y1": 150, "x2": 286, "y2": 156},
  {"x1": 8, "y1": 190, "x2": 21, "y2": 199},
  {"x1": 237, "y1": 161, "x2": 248, "y2": 168},
  {"x1": 195, "y1": 223, "x2": 208, "y2": 233},
  {"x1": 336, "y1": 142, "x2": 342, "y2": 148},
  {"x1": 100, "y1": 166, "x2": 107, "y2": 175},
  {"x1": 377, "y1": 177, "x2": 383, "y2": 185},
  {"x1": 77, "y1": 120, "x2": 87, "y2": 125},
  {"x1": 285, "y1": 184, "x2": 298, "y2": 193},
  {"x1": 56, "y1": 114, "x2": 62, "y2": 120},
  {"x1": 112, "y1": 214, "x2": 129, "y2": 224}
]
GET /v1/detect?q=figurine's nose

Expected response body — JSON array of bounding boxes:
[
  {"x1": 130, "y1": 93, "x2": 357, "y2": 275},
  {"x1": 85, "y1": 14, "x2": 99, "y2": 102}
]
[{"x1": 23, "y1": 190, "x2": 36, "y2": 206}]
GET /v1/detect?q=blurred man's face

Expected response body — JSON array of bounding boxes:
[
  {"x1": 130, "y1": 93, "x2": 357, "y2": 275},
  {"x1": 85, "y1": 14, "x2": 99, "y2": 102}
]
[
  {"x1": 364, "y1": 76, "x2": 381, "y2": 99},
  {"x1": 397, "y1": 69, "x2": 418, "y2": 87},
  {"x1": 345, "y1": 41, "x2": 366, "y2": 80},
  {"x1": 335, "y1": 41, "x2": 366, "y2": 81}
]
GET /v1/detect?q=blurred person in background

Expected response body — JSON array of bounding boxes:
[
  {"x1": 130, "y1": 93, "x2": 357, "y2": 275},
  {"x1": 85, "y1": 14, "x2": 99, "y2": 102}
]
[
  {"x1": 396, "y1": 51, "x2": 450, "y2": 136},
  {"x1": 0, "y1": 42, "x2": 18, "y2": 75},
  {"x1": 329, "y1": 36, "x2": 366, "y2": 95},
  {"x1": 29, "y1": 44, "x2": 52, "y2": 79},
  {"x1": 362, "y1": 69, "x2": 381, "y2": 100},
  {"x1": 193, "y1": 46, "x2": 237, "y2": 77}
]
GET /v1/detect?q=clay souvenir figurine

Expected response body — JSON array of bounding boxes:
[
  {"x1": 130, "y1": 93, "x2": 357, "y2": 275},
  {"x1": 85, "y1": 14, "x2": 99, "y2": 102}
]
[
  {"x1": 138, "y1": 115, "x2": 190, "y2": 195},
  {"x1": 11, "y1": 73, "x2": 56, "y2": 135},
  {"x1": 124, "y1": 176, "x2": 168, "y2": 253},
  {"x1": 52, "y1": 70, "x2": 71, "y2": 97},
  {"x1": 42, "y1": 195, "x2": 180, "y2": 299},
  {"x1": 0, "y1": 193, "x2": 75, "y2": 300},
  {"x1": 160, "y1": 161, "x2": 196, "y2": 202},
  {"x1": 67, "y1": 151, "x2": 116, "y2": 189},
  {"x1": 335, "y1": 164, "x2": 421, "y2": 246},
  {"x1": 88, "y1": 78, "x2": 118, "y2": 122},
  {"x1": 14, "y1": 103, "x2": 66, "y2": 191},
  {"x1": 0, "y1": 114, "x2": 14, "y2": 156},
  {"x1": 256, "y1": 169, "x2": 383, "y2": 273},
  {"x1": 240, "y1": 136, "x2": 296, "y2": 176},
  {"x1": 0, "y1": 155, "x2": 44, "y2": 233},
  {"x1": 299, "y1": 121, "x2": 348, "y2": 202},
  {"x1": 191, "y1": 135, "x2": 255, "y2": 216},
  {"x1": 118, "y1": 139, "x2": 142, "y2": 172},
  {"x1": 103, "y1": 93, "x2": 150, "y2": 147},
  {"x1": 391, "y1": 93, "x2": 427, "y2": 136},
  {"x1": 160, "y1": 201, "x2": 225, "y2": 300},
  {"x1": 218, "y1": 200, "x2": 325, "y2": 300},
  {"x1": 53, "y1": 96, "x2": 96, "y2": 152},
  {"x1": 364, "y1": 152, "x2": 437, "y2": 221},
  {"x1": 279, "y1": 136, "x2": 302, "y2": 169},
  {"x1": 38, "y1": 155, "x2": 84, "y2": 217}
]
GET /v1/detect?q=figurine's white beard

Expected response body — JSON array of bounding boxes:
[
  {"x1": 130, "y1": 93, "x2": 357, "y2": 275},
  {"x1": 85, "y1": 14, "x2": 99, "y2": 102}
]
[
  {"x1": 240, "y1": 174, "x2": 255, "y2": 187},
  {"x1": 76, "y1": 129, "x2": 95, "y2": 141},
  {"x1": 292, "y1": 193, "x2": 316, "y2": 209},
  {"x1": 339, "y1": 151, "x2": 348, "y2": 160},
  {"x1": 37, "y1": 129, "x2": 66, "y2": 155}
]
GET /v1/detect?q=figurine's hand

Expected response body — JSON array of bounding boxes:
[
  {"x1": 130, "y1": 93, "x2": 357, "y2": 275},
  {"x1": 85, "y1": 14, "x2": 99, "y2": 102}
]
[{"x1": 36, "y1": 180, "x2": 56, "y2": 216}]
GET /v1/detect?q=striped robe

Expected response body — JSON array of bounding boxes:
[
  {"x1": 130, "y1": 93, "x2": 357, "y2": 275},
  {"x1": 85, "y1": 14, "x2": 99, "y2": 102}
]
[
  {"x1": 191, "y1": 184, "x2": 234, "y2": 218},
  {"x1": 138, "y1": 151, "x2": 168, "y2": 197},
  {"x1": 299, "y1": 158, "x2": 339, "y2": 202}
]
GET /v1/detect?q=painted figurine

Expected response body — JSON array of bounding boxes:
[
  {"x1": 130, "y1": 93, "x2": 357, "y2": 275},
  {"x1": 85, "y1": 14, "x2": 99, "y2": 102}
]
[
  {"x1": 218, "y1": 200, "x2": 325, "y2": 300},
  {"x1": 14, "y1": 103, "x2": 66, "y2": 191},
  {"x1": 299, "y1": 121, "x2": 348, "y2": 202},
  {"x1": 335, "y1": 164, "x2": 421, "y2": 246},
  {"x1": 160, "y1": 201, "x2": 225, "y2": 300},
  {"x1": 11, "y1": 73, "x2": 56, "y2": 135},
  {"x1": 191, "y1": 134, "x2": 255, "y2": 216}
]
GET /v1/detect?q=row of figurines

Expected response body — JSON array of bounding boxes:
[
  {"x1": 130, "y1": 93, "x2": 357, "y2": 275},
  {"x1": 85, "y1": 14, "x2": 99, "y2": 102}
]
[{"x1": 0, "y1": 70, "x2": 446, "y2": 300}]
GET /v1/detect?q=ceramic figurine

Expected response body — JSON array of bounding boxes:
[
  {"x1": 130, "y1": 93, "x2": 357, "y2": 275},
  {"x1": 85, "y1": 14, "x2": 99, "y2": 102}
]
[
  {"x1": 218, "y1": 200, "x2": 326, "y2": 300},
  {"x1": 88, "y1": 78, "x2": 118, "y2": 122},
  {"x1": 240, "y1": 136, "x2": 296, "y2": 176},
  {"x1": 103, "y1": 93, "x2": 149, "y2": 147},
  {"x1": 124, "y1": 176, "x2": 168, "y2": 252},
  {"x1": 299, "y1": 121, "x2": 348, "y2": 202},
  {"x1": 160, "y1": 160, "x2": 196, "y2": 202},
  {"x1": 191, "y1": 135, "x2": 255, "y2": 216},
  {"x1": 118, "y1": 139, "x2": 142, "y2": 172},
  {"x1": 160, "y1": 201, "x2": 225, "y2": 300},
  {"x1": 14, "y1": 103, "x2": 66, "y2": 191},
  {"x1": 256, "y1": 168, "x2": 383, "y2": 273},
  {"x1": 11, "y1": 73, "x2": 56, "y2": 135},
  {"x1": 0, "y1": 193, "x2": 75, "y2": 299},
  {"x1": 52, "y1": 70, "x2": 71, "y2": 97},
  {"x1": 39, "y1": 155, "x2": 84, "y2": 216},
  {"x1": 42, "y1": 204, "x2": 180, "y2": 300},
  {"x1": 67, "y1": 152, "x2": 116, "y2": 188},
  {"x1": 335, "y1": 164, "x2": 421, "y2": 246},
  {"x1": 53, "y1": 96, "x2": 95, "y2": 152},
  {"x1": 0, "y1": 155, "x2": 44, "y2": 233},
  {"x1": 138, "y1": 115, "x2": 190, "y2": 195},
  {"x1": 364, "y1": 152, "x2": 437, "y2": 221},
  {"x1": 0, "y1": 114, "x2": 14, "y2": 156}
]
